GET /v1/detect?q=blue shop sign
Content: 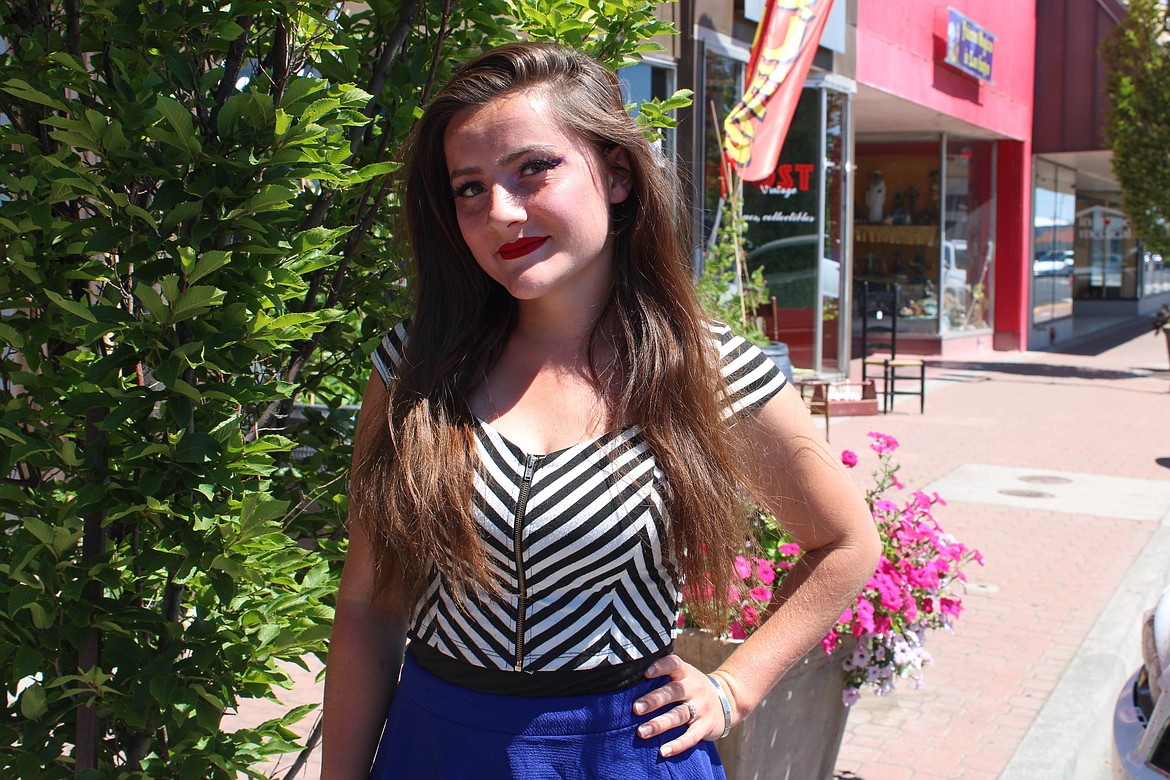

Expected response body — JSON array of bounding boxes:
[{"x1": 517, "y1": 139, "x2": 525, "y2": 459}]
[{"x1": 942, "y1": 8, "x2": 994, "y2": 82}]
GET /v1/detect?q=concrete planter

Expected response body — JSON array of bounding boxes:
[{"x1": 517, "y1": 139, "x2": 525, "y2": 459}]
[{"x1": 675, "y1": 630, "x2": 852, "y2": 780}]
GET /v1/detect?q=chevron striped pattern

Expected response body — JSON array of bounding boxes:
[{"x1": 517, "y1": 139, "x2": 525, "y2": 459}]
[{"x1": 371, "y1": 320, "x2": 786, "y2": 674}]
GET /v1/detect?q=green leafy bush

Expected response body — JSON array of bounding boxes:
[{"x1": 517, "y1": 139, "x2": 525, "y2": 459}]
[{"x1": 0, "y1": 1, "x2": 678, "y2": 776}]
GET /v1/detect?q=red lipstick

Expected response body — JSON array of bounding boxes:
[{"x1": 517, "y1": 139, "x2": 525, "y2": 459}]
[{"x1": 498, "y1": 236, "x2": 548, "y2": 260}]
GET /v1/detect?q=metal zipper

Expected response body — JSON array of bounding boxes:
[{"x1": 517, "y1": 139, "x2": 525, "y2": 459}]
[{"x1": 513, "y1": 454, "x2": 538, "y2": 672}]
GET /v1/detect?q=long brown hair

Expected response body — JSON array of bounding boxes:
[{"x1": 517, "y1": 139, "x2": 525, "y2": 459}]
[{"x1": 351, "y1": 42, "x2": 755, "y2": 626}]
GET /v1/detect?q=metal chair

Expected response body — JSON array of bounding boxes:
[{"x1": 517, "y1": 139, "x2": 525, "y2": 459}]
[{"x1": 859, "y1": 282, "x2": 926, "y2": 413}]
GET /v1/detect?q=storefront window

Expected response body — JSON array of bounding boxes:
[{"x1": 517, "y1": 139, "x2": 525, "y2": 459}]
[
  {"x1": 1073, "y1": 193, "x2": 1139, "y2": 299},
  {"x1": 852, "y1": 140, "x2": 943, "y2": 334},
  {"x1": 1144, "y1": 247, "x2": 1170, "y2": 295},
  {"x1": 1031, "y1": 159, "x2": 1075, "y2": 326},
  {"x1": 851, "y1": 136, "x2": 995, "y2": 338},
  {"x1": 943, "y1": 138, "x2": 995, "y2": 333}
]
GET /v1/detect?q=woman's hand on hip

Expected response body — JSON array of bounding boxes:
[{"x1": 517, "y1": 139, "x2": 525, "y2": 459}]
[{"x1": 632, "y1": 654, "x2": 736, "y2": 757}]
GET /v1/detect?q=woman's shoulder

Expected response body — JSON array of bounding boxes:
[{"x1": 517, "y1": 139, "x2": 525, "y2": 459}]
[
  {"x1": 704, "y1": 320, "x2": 788, "y2": 417},
  {"x1": 371, "y1": 320, "x2": 411, "y2": 384}
]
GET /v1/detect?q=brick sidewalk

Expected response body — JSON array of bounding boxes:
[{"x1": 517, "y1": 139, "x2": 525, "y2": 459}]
[
  {"x1": 234, "y1": 324, "x2": 1170, "y2": 779},
  {"x1": 829, "y1": 327, "x2": 1170, "y2": 779}
]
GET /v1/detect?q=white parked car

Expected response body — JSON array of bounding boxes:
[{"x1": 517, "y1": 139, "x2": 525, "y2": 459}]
[{"x1": 1113, "y1": 585, "x2": 1170, "y2": 778}]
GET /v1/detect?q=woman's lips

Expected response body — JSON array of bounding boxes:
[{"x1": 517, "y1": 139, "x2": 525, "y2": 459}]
[{"x1": 498, "y1": 236, "x2": 548, "y2": 260}]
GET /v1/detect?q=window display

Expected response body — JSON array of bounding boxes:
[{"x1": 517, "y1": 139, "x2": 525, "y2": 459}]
[{"x1": 853, "y1": 137, "x2": 995, "y2": 337}]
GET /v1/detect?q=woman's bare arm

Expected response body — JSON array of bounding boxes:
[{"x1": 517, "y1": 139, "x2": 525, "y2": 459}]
[
  {"x1": 322, "y1": 374, "x2": 410, "y2": 780},
  {"x1": 633, "y1": 381, "x2": 881, "y2": 756}
]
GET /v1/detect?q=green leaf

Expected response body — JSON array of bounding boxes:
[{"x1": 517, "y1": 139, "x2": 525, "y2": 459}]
[
  {"x1": 0, "y1": 321, "x2": 26, "y2": 348},
  {"x1": 19, "y1": 682, "x2": 47, "y2": 720},
  {"x1": 280, "y1": 76, "x2": 330, "y2": 110},
  {"x1": 161, "y1": 200, "x2": 203, "y2": 231},
  {"x1": 174, "y1": 431, "x2": 221, "y2": 463},
  {"x1": 300, "y1": 97, "x2": 342, "y2": 125},
  {"x1": 155, "y1": 95, "x2": 202, "y2": 159},
  {"x1": 134, "y1": 282, "x2": 170, "y2": 323},
  {"x1": 186, "y1": 250, "x2": 232, "y2": 284},
  {"x1": 44, "y1": 290, "x2": 97, "y2": 323},
  {"x1": 274, "y1": 108, "x2": 293, "y2": 137},
  {"x1": 124, "y1": 204, "x2": 158, "y2": 232},
  {"x1": 228, "y1": 186, "x2": 297, "y2": 219},
  {"x1": 171, "y1": 285, "x2": 226, "y2": 322},
  {"x1": 236, "y1": 494, "x2": 289, "y2": 542},
  {"x1": 24, "y1": 517, "x2": 55, "y2": 547},
  {"x1": 344, "y1": 160, "x2": 400, "y2": 186},
  {"x1": 2, "y1": 78, "x2": 67, "y2": 111}
]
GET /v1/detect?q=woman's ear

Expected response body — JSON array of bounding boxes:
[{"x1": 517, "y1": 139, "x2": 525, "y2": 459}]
[{"x1": 606, "y1": 146, "x2": 634, "y2": 205}]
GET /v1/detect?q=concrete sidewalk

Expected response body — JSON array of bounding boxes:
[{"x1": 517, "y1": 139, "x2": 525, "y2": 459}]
[
  {"x1": 830, "y1": 320, "x2": 1170, "y2": 780},
  {"x1": 234, "y1": 318, "x2": 1170, "y2": 780}
]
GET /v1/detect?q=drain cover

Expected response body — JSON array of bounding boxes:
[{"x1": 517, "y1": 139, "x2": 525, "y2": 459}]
[
  {"x1": 999, "y1": 488, "x2": 1054, "y2": 498},
  {"x1": 1019, "y1": 475, "x2": 1073, "y2": 485}
]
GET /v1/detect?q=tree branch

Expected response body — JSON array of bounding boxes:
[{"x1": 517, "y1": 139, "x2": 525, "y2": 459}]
[
  {"x1": 348, "y1": 0, "x2": 423, "y2": 155},
  {"x1": 208, "y1": 14, "x2": 253, "y2": 139},
  {"x1": 278, "y1": 712, "x2": 323, "y2": 780}
]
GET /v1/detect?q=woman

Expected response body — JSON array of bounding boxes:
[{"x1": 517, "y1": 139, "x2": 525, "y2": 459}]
[{"x1": 323, "y1": 42, "x2": 880, "y2": 779}]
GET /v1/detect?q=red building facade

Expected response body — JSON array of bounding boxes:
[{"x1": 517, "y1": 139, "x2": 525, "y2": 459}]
[{"x1": 852, "y1": 1, "x2": 1037, "y2": 355}]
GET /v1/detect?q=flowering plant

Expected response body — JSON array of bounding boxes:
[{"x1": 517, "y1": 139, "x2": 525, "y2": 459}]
[{"x1": 680, "y1": 432, "x2": 983, "y2": 705}]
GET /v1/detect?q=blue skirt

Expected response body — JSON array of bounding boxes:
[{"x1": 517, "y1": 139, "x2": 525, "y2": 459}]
[{"x1": 369, "y1": 651, "x2": 726, "y2": 779}]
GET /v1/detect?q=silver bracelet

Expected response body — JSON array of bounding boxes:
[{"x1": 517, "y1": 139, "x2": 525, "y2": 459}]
[{"x1": 706, "y1": 674, "x2": 732, "y2": 739}]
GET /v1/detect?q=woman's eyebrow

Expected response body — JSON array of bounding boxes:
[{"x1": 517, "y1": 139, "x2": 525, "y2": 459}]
[{"x1": 448, "y1": 145, "x2": 559, "y2": 180}]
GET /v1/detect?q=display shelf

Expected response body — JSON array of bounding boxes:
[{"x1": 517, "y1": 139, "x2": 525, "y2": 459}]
[{"x1": 854, "y1": 224, "x2": 939, "y2": 246}]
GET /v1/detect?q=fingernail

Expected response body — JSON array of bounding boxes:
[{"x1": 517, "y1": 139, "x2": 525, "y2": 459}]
[
  {"x1": 634, "y1": 702, "x2": 646, "y2": 714},
  {"x1": 638, "y1": 725, "x2": 651, "y2": 738},
  {"x1": 660, "y1": 744, "x2": 673, "y2": 757},
  {"x1": 646, "y1": 664, "x2": 658, "y2": 676}
]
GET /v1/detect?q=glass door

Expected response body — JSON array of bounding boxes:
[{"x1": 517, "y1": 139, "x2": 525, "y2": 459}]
[{"x1": 738, "y1": 84, "x2": 852, "y2": 376}]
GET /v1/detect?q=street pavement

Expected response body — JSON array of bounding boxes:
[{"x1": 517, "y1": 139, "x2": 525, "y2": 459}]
[
  {"x1": 232, "y1": 317, "x2": 1170, "y2": 779},
  {"x1": 831, "y1": 318, "x2": 1170, "y2": 780}
]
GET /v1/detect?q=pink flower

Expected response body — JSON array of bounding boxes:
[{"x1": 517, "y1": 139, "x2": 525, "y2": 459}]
[
  {"x1": 854, "y1": 598, "x2": 875, "y2": 633},
  {"x1": 841, "y1": 449, "x2": 858, "y2": 468},
  {"x1": 729, "y1": 621, "x2": 747, "y2": 640},
  {"x1": 867, "y1": 431, "x2": 900, "y2": 455},
  {"x1": 939, "y1": 597, "x2": 962, "y2": 617},
  {"x1": 755, "y1": 560, "x2": 776, "y2": 585},
  {"x1": 728, "y1": 585, "x2": 740, "y2": 602},
  {"x1": 779, "y1": 543, "x2": 802, "y2": 557},
  {"x1": 820, "y1": 629, "x2": 840, "y2": 654},
  {"x1": 677, "y1": 613, "x2": 686, "y2": 627},
  {"x1": 742, "y1": 605, "x2": 760, "y2": 626},
  {"x1": 733, "y1": 555, "x2": 752, "y2": 579},
  {"x1": 749, "y1": 586, "x2": 772, "y2": 602}
]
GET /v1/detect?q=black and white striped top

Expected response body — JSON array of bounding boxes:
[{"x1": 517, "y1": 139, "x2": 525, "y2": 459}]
[{"x1": 371, "y1": 321, "x2": 786, "y2": 694}]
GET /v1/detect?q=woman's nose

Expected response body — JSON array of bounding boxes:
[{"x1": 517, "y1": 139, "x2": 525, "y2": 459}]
[{"x1": 486, "y1": 183, "x2": 526, "y2": 226}]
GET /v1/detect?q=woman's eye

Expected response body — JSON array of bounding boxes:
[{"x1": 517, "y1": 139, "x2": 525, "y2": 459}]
[
  {"x1": 519, "y1": 157, "x2": 563, "y2": 177},
  {"x1": 451, "y1": 181, "x2": 484, "y2": 199}
]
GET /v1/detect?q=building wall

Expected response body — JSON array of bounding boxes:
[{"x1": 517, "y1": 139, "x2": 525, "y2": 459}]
[
  {"x1": 1033, "y1": 0, "x2": 1124, "y2": 154},
  {"x1": 853, "y1": 2, "x2": 1037, "y2": 351},
  {"x1": 856, "y1": 1, "x2": 1036, "y2": 141}
]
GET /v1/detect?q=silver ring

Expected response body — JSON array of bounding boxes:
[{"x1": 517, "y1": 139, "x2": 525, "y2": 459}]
[{"x1": 684, "y1": 701, "x2": 698, "y2": 724}]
